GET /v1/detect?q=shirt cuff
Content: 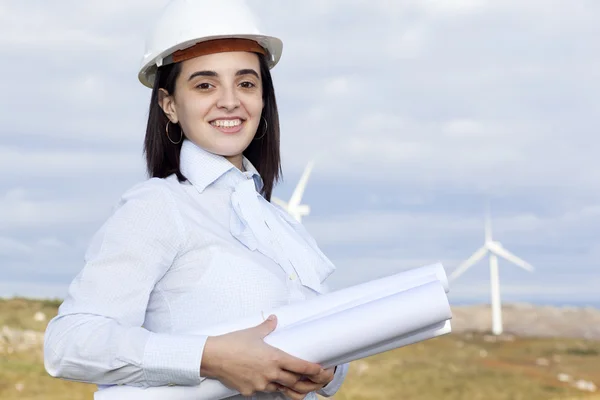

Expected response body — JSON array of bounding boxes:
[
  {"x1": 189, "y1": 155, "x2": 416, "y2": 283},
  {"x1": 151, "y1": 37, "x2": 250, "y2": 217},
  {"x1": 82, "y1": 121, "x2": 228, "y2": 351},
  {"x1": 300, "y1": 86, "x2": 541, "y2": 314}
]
[
  {"x1": 317, "y1": 363, "x2": 349, "y2": 397},
  {"x1": 143, "y1": 333, "x2": 208, "y2": 387}
]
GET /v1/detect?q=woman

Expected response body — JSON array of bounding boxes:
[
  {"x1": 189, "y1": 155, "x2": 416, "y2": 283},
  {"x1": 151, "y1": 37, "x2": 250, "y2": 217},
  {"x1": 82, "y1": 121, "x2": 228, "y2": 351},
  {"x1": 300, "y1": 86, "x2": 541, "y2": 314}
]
[{"x1": 43, "y1": 1, "x2": 349, "y2": 399}]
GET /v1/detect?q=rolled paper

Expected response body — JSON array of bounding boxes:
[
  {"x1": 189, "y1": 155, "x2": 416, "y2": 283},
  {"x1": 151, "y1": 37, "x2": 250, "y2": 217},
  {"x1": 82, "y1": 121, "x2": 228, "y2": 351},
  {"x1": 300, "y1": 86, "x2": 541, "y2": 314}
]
[
  {"x1": 95, "y1": 272, "x2": 451, "y2": 400},
  {"x1": 325, "y1": 320, "x2": 452, "y2": 367},
  {"x1": 192, "y1": 262, "x2": 448, "y2": 336}
]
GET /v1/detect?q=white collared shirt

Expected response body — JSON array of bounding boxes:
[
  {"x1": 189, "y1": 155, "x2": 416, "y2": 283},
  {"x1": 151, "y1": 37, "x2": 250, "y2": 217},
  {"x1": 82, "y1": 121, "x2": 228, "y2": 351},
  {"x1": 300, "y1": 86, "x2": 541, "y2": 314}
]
[{"x1": 44, "y1": 140, "x2": 348, "y2": 399}]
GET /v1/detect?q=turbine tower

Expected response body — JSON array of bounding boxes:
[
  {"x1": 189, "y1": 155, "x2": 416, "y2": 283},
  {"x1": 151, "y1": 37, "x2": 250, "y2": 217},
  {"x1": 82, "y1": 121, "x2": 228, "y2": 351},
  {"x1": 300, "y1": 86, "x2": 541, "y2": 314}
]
[
  {"x1": 450, "y1": 206, "x2": 534, "y2": 335},
  {"x1": 272, "y1": 161, "x2": 314, "y2": 222}
]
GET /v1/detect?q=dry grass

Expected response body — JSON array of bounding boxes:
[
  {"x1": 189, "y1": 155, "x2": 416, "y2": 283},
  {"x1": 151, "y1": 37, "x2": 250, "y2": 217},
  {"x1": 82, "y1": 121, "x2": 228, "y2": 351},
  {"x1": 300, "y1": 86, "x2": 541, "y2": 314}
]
[
  {"x1": 0, "y1": 349, "x2": 94, "y2": 400},
  {"x1": 0, "y1": 297, "x2": 62, "y2": 332},
  {"x1": 328, "y1": 334, "x2": 600, "y2": 400},
  {"x1": 1, "y1": 298, "x2": 599, "y2": 400}
]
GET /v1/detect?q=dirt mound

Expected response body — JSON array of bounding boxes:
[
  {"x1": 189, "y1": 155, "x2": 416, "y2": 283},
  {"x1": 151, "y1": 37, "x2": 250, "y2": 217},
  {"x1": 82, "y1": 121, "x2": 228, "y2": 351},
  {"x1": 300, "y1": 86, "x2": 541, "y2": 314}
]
[{"x1": 451, "y1": 303, "x2": 600, "y2": 339}]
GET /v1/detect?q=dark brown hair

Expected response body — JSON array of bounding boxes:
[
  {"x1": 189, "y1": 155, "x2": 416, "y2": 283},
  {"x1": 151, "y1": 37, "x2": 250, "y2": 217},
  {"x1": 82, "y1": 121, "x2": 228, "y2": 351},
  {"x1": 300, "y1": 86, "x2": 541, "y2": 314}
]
[{"x1": 143, "y1": 53, "x2": 281, "y2": 200}]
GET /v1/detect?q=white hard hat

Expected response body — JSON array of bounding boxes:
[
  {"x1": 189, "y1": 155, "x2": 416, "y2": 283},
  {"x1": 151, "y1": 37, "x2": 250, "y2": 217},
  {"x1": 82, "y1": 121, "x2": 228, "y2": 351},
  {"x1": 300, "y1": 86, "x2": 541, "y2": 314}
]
[{"x1": 139, "y1": 0, "x2": 283, "y2": 88}]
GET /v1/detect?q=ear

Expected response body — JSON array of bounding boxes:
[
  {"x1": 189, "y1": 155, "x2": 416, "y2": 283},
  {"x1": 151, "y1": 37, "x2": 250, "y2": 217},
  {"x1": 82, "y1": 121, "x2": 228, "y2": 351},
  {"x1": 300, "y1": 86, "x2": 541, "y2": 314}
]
[{"x1": 158, "y1": 88, "x2": 179, "y2": 123}]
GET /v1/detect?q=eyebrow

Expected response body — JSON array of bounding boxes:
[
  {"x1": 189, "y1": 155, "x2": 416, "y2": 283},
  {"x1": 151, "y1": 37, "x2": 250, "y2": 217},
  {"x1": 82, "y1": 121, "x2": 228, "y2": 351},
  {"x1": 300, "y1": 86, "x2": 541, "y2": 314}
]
[{"x1": 188, "y1": 69, "x2": 260, "y2": 81}]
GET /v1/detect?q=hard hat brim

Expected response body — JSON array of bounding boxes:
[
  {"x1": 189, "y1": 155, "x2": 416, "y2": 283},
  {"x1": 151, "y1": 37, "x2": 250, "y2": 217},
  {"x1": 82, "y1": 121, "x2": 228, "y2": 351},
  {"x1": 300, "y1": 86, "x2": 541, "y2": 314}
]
[{"x1": 138, "y1": 34, "x2": 283, "y2": 88}]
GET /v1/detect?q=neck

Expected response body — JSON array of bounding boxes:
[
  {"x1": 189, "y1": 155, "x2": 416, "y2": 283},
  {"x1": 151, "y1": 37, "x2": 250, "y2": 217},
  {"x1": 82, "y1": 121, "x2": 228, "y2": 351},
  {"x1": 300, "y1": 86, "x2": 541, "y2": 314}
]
[{"x1": 225, "y1": 154, "x2": 244, "y2": 171}]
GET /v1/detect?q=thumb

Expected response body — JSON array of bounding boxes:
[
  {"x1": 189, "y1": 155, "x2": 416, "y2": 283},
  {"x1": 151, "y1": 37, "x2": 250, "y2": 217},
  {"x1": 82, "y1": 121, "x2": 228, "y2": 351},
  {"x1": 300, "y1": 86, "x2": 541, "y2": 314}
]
[{"x1": 254, "y1": 314, "x2": 278, "y2": 338}]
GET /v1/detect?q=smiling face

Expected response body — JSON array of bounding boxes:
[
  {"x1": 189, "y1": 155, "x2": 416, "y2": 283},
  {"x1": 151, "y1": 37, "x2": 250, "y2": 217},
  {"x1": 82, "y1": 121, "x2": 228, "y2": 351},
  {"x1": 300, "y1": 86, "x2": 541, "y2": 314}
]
[{"x1": 158, "y1": 51, "x2": 264, "y2": 168}]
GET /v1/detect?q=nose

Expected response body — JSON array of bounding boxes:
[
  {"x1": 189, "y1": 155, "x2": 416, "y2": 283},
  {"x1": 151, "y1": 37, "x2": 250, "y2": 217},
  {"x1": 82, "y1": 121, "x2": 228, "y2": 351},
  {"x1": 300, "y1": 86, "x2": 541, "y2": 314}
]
[{"x1": 216, "y1": 85, "x2": 240, "y2": 111}]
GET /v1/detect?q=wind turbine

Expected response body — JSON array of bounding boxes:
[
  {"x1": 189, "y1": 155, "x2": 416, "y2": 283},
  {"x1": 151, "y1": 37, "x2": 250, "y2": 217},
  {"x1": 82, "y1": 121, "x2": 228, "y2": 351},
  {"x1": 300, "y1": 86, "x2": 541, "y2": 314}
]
[
  {"x1": 450, "y1": 206, "x2": 534, "y2": 335},
  {"x1": 272, "y1": 161, "x2": 314, "y2": 222}
]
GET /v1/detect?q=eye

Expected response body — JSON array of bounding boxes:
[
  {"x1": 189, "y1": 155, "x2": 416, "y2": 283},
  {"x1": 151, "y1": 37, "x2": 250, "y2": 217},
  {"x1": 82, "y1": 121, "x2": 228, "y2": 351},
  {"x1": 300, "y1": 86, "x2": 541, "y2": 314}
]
[
  {"x1": 196, "y1": 83, "x2": 213, "y2": 90},
  {"x1": 239, "y1": 81, "x2": 256, "y2": 89}
]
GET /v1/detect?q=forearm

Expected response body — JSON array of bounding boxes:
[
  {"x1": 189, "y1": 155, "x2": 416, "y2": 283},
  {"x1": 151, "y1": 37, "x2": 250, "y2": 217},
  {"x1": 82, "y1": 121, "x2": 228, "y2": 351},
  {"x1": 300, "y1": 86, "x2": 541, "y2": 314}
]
[{"x1": 44, "y1": 313, "x2": 207, "y2": 387}]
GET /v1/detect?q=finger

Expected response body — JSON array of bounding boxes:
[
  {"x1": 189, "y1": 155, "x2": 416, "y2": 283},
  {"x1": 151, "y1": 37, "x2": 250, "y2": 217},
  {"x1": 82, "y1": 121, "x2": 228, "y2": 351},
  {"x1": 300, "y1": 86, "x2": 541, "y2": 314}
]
[
  {"x1": 263, "y1": 382, "x2": 280, "y2": 393},
  {"x1": 276, "y1": 385, "x2": 307, "y2": 400},
  {"x1": 305, "y1": 368, "x2": 335, "y2": 384},
  {"x1": 271, "y1": 369, "x2": 302, "y2": 388},
  {"x1": 287, "y1": 379, "x2": 323, "y2": 394},
  {"x1": 277, "y1": 352, "x2": 322, "y2": 376},
  {"x1": 252, "y1": 314, "x2": 278, "y2": 339}
]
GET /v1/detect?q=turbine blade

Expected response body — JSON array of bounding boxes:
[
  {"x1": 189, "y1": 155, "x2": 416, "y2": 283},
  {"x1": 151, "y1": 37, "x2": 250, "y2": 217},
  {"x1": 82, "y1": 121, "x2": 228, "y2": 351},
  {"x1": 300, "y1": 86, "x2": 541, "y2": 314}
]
[
  {"x1": 289, "y1": 161, "x2": 315, "y2": 207},
  {"x1": 485, "y1": 202, "x2": 492, "y2": 242},
  {"x1": 487, "y1": 242, "x2": 534, "y2": 272},
  {"x1": 271, "y1": 197, "x2": 288, "y2": 209},
  {"x1": 449, "y1": 246, "x2": 488, "y2": 281}
]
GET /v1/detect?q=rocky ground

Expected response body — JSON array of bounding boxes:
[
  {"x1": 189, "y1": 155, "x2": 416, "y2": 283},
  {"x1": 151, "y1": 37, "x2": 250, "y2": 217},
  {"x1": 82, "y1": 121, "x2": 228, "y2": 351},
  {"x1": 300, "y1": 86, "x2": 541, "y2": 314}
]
[
  {"x1": 451, "y1": 303, "x2": 600, "y2": 339},
  {"x1": 0, "y1": 325, "x2": 44, "y2": 354}
]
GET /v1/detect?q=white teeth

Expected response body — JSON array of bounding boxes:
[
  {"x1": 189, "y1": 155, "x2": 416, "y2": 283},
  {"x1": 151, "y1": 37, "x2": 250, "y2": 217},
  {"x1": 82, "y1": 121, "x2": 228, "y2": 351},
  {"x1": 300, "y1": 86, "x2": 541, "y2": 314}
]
[{"x1": 212, "y1": 119, "x2": 242, "y2": 128}]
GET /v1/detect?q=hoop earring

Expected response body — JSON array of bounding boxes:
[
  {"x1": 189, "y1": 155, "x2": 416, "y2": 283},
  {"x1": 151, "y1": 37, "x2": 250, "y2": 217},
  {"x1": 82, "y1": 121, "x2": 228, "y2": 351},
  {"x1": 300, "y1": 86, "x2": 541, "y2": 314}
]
[
  {"x1": 254, "y1": 117, "x2": 268, "y2": 141},
  {"x1": 166, "y1": 121, "x2": 183, "y2": 145}
]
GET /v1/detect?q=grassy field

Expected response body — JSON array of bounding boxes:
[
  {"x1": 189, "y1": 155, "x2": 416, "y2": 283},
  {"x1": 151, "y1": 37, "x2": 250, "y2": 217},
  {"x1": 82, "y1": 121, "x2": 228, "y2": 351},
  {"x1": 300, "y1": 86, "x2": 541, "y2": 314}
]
[{"x1": 1, "y1": 298, "x2": 599, "y2": 400}]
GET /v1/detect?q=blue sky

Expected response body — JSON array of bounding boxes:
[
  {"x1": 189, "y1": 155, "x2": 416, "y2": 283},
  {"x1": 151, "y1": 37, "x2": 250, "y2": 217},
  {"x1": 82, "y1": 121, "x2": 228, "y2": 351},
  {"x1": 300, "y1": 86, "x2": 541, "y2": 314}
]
[{"x1": 1, "y1": 0, "x2": 599, "y2": 306}]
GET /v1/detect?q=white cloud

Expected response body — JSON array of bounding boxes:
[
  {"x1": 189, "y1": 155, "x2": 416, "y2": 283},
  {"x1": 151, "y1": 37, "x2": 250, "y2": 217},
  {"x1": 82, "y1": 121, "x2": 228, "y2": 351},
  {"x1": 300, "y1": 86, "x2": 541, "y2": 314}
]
[
  {"x1": 421, "y1": 0, "x2": 488, "y2": 16},
  {"x1": 308, "y1": 203, "x2": 600, "y2": 249},
  {"x1": 0, "y1": 147, "x2": 145, "y2": 178},
  {"x1": 0, "y1": 237, "x2": 33, "y2": 256},
  {"x1": 0, "y1": 1, "x2": 158, "y2": 144},
  {"x1": 1, "y1": 0, "x2": 599, "y2": 304},
  {"x1": 442, "y1": 119, "x2": 486, "y2": 138},
  {"x1": 0, "y1": 236, "x2": 72, "y2": 263},
  {"x1": 0, "y1": 1, "x2": 168, "y2": 51},
  {"x1": 37, "y1": 237, "x2": 68, "y2": 249},
  {"x1": 323, "y1": 76, "x2": 352, "y2": 96},
  {"x1": 0, "y1": 188, "x2": 112, "y2": 230},
  {"x1": 307, "y1": 210, "x2": 476, "y2": 247},
  {"x1": 267, "y1": 0, "x2": 600, "y2": 199},
  {"x1": 385, "y1": 23, "x2": 429, "y2": 59},
  {"x1": 282, "y1": 111, "x2": 600, "y2": 199}
]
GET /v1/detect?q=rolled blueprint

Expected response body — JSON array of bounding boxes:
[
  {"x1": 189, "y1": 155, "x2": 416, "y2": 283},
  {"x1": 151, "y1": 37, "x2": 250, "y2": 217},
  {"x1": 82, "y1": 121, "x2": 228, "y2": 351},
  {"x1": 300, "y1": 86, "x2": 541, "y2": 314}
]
[
  {"x1": 325, "y1": 320, "x2": 451, "y2": 367},
  {"x1": 265, "y1": 280, "x2": 451, "y2": 368},
  {"x1": 198, "y1": 262, "x2": 447, "y2": 335},
  {"x1": 95, "y1": 269, "x2": 452, "y2": 400}
]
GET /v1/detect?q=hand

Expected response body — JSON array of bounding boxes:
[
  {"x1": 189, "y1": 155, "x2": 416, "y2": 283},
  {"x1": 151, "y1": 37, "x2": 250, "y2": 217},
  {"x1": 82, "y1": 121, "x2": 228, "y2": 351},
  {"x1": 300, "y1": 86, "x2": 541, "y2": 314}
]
[
  {"x1": 274, "y1": 367, "x2": 336, "y2": 400},
  {"x1": 200, "y1": 315, "x2": 324, "y2": 397}
]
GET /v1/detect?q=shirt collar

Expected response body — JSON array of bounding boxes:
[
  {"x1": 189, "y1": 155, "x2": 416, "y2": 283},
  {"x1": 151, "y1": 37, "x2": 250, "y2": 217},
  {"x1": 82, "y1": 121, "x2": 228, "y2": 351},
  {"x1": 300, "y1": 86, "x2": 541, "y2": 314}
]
[{"x1": 179, "y1": 139, "x2": 264, "y2": 194}]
